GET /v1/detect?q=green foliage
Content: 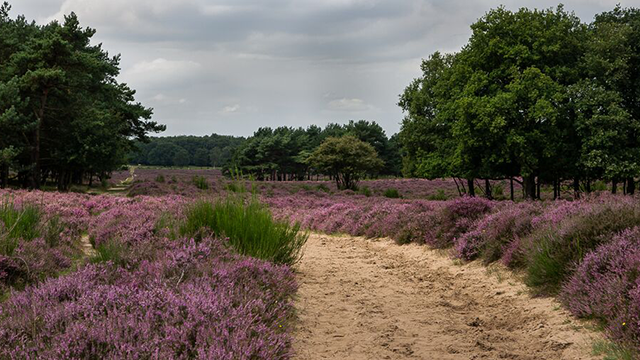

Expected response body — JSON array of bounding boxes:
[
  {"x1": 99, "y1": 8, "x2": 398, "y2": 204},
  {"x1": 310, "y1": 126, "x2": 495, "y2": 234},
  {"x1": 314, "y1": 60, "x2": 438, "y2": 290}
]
[
  {"x1": 180, "y1": 197, "x2": 308, "y2": 266},
  {"x1": 230, "y1": 122, "x2": 400, "y2": 181},
  {"x1": 316, "y1": 184, "x2": 330, "y2": 193},
  {"x1": 155, "y1": 174, "x2": 165, "y2": 183},
  {"x1": 383, "y1": 188, "x2": 401, "y2": 198},
  {"x1": 43, "y1": 215, "x2": 64, "y2": 248},
  {"x1": 0, "y1": 201, "x2": 41, "y2": 255},
  {"x1": 591, "y1": 339, "x2": 636, "y2": 360},
  {"x1": 0, "y1": 5, "x2": 164, "y2": 190},
  {"x1": 397, "y1": 5, "x2": 640, "y2": 198},
  {"x1": 427, "y1": 189, "x2": 448, "y2": 201},
  {"x1": 192, "y1": 176, "x2": 209, "y2": 190},
  {"x1": 308, "y1": 136, "x2": 384, "y2": 190},
  {"x1": 525, "y1": 205, "x2": 640, "y2": 293},
  {"x1": 357, "y1": 186, "x2": 372, "y2": 197},
  {"x1": 91, "y1": 240, "x2": 127, "y2": 267}
]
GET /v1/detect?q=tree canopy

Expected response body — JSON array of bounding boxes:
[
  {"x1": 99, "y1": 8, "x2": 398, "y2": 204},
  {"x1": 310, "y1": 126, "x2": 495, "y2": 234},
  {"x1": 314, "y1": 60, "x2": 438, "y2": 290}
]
[
  {"x1": 0, "y1": 3, "x2": 164, "y2": 189},
  {"x1": 399, "y1": 5, "x2": 640, "y2": 199},
  {"x1": 308, "y1": 135, "x2": 384, "y2": 190},
  {"x1": 231, "y1": 121, "x2": 400, "y2": 180}
]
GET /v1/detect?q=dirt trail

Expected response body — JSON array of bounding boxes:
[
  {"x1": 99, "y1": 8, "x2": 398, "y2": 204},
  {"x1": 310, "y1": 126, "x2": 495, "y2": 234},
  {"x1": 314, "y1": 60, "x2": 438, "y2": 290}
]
[{"x1": 293, "y1": 233, "x2": 600, "y2": 360}]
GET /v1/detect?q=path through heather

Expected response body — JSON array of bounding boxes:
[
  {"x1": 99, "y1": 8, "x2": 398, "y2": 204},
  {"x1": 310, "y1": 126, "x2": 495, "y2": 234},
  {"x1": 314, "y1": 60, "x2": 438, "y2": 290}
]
[{"x1": 293, "y1": 233, "x2": 600, "y2": 360}]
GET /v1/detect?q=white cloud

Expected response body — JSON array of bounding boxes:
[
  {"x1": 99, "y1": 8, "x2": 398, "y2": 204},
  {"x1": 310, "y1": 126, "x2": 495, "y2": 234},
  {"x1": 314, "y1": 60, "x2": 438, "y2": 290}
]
[
  {"x1": 327, "y1": 98, "x2": 374, "y2": 112},
  {"x1": 220, "y1": 104, "x2": 241, "y2": 114}
]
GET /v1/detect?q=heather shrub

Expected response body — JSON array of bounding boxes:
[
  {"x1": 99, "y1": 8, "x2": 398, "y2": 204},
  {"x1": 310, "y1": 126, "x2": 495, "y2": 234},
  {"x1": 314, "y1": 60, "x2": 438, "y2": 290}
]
[
  {"x1": 455, "y1": 202, "x2": 543, "y2": 263},
  {"x1": 561, "y1": 227, "x2": 640, "y2": 349},
  {"x1": 0, "y1": 238, "x2": 297, "y2": 359},
  {"x1": 383, "y1": 188, "x2": 400, "y2": 198},
  {"x1": 525, "y1": 196, "x2": 640, "y2": 293},
  {"x1": 425, "y1": 196, "x2": 493, "y2": 248},
  {"x1": 181, "y1": 197, "x2": 308, "y2": 266}
]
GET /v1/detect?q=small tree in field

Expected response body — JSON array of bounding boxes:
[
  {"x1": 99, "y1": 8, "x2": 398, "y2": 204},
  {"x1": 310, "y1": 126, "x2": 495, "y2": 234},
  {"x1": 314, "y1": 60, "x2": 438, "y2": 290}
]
[{"x1": 309, "y1": 136, "x2": 383, "y2": 190}]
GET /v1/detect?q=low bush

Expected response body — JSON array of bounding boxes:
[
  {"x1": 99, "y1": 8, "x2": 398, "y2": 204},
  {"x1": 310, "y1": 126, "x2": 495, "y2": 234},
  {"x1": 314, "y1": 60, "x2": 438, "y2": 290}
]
[
  {"x1": 426, "y1": 189, "x2": 448, "y2": 201},
  {"x1": 561, "y1": 227, "x2": 640, "y2": 351},
  {"x1": 455, "y1": 202, "x2": 543, "y2": 263},
  {"x1": 155, "y1": 174, "x2": 165, "y2": 183},
  {"x1": 383, "y1": 188, "x2": 400, "y2": 198},
  {"x1": 524, "y1": 197, "x2": 640, "y2": 293},
  {"x1": 357, "y1": 186, "x2": 372, "y2": 197},
  {"x1": 181, "y1": 196, "x2": 308, "y2": 266},
  {"x1": 425, "y1": 196, "x2": 493, "y2": 248}
]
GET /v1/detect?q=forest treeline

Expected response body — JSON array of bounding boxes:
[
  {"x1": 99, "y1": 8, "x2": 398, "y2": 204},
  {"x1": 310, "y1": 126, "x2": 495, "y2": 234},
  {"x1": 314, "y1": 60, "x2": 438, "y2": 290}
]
[
  {"x1": 399, "y1": 5, "x2": 640, "y2": 199},
  {"x1": 0, "y1": 3, "x2": 164, "y2": 190},
  {"x1": 130, "y1": 120, "x2": 402, "y2": 179},
  {"x1": 129, "y1": 134, "x2": 245, "y2": 168}
]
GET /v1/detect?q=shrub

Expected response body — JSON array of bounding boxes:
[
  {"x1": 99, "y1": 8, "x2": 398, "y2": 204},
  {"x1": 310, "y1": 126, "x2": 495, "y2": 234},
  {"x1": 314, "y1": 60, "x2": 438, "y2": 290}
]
[
  {"x1": 427, "y1": 189, "x2": 448, "y2": 201},
  {"x1": 316, "y1": 184, "x2": 330, "y2": 193},
  {"x1": 192, "y1": 175, "x2": 209, "y2": 190},
  {"x1": 561, "y1": 227, "x2": 640, "y2": 350},
  {"x1": 357, "y1": 186, "x2": 372, "y2": 197},
  {"x1": 181, "y1": 197, "x2": 308, "y2": 266},
  {"x1": 454, "y1": 202, "x2": 543, "y2": 263},
  {"x1": 155, "y1": 174, "x2": 165, "y2": 183},
  {"x1": 525, "y1": 196, "x2": 640, "y2": 293},
  {"x1": 383, "y1": 188, "x2": 400, "y2": 198},
  {"x1": 425, "y1": 196, "x2": 493, "y2": 248}
]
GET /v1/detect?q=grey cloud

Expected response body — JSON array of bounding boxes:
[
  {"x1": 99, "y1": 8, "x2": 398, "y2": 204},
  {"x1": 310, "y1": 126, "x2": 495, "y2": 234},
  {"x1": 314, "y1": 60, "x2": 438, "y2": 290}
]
[{"x1": 9, "y1": 0, "x2": 640, "y2": 137}]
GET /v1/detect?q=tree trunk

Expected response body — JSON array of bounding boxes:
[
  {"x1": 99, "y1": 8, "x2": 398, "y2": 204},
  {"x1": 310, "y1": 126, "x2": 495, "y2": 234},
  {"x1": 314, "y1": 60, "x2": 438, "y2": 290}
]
[
  {"x1": 0, "y1": 164, "x2": 7, "y2": 188},
  {"x1": 586, "y1": 179, "x2": 591, "y2": 193},
  {"x1": 536, "y1": 178, "x2": 541, "y2": 200},
  {"x1": 573, "y1": 178, "x2": 581, "y2": 199},
  {"x1": 627, "y1": 177, "x2": 635, "y2": 195},
  {"x1": 484, "y1": 179, "x2": 492, "y2": 199},
  {"x1": 523, "y1": 176, "x2": 536, "y2": 200},
  {"x1": 510, "y1": 178, "x2": 514, "y2": 201},
  {"x1": 30, "y1": 89, "x2": 49, "y2": 190},
  {"x1": 612, "y1": 179, "x2": 618, "y2": 194},
  {"x1": 467, "y1": 178, "x2": 475, "y2": 197}
]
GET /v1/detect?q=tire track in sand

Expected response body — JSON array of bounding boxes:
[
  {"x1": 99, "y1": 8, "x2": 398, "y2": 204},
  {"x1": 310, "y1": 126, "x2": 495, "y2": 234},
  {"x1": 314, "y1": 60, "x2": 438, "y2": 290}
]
[{"x1": 293, "y1": 233, "x2": 600, "y2": 360}]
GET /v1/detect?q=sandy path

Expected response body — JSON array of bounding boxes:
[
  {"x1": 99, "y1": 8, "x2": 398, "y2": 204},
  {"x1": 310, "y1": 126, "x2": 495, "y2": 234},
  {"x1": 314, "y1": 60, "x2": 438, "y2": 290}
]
[{"x1": 293, "y1": 233, "x2": 600, "y2": 360}]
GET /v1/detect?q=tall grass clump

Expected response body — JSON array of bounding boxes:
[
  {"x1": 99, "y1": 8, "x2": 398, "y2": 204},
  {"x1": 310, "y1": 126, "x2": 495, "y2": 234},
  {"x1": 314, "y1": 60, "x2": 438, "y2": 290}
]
[
  {"x1": 181, "y1": 196, "x2": 307, "y2": 266},
  {"x1": 192, "y1": 175, "x2": 209, "y2": 190},
  {"x1": 0, "y1": 201, "x2": 41, "y2": 256}
]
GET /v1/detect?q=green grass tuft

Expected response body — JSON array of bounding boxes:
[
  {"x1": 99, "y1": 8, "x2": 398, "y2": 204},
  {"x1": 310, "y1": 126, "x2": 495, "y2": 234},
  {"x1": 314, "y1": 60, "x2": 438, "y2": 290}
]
[
  {"x1": 0, "y1": 201, "x2": 41, "y2": 256},
  {"x1": 180, "y1": 196, "x2": 307, "y2": 266}
]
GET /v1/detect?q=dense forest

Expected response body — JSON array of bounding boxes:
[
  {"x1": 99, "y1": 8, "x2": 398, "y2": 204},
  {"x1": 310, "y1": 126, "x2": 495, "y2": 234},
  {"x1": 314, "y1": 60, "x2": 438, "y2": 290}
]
[
  {"x1": 0, "y1": 3, "x2": 164, "y2": 190},
  {"x1": 129, "y1": 134, "x2": 245, "y2": 168},
  {"x1": 400, "y1": 5, "x2": 640, "y2": 199},
  {"x1": 130, "y1": 120, "x2": 402, "y2": 180}
]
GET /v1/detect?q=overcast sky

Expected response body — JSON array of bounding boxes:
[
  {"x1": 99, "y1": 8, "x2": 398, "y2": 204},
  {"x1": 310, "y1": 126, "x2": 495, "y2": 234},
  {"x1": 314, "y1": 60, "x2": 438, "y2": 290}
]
[{"x1": 9, "y1": 0, "x2": 640, "y2": 137}]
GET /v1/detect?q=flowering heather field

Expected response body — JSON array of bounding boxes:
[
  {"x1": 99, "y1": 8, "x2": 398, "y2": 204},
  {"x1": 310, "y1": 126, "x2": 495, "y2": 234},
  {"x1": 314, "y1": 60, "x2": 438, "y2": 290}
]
[
  {"x1": 3, "y1": 167, "x2": 640, "y2": 355},
  {"x1": 0, "y1": 190, "x2": 297, "y2": 359}
]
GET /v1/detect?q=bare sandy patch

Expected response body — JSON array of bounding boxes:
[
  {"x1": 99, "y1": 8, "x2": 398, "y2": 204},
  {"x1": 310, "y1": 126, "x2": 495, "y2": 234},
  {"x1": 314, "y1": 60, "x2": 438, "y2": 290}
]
[{"x1": 293, "y1": 233, "x2": 600, "y2": 360}]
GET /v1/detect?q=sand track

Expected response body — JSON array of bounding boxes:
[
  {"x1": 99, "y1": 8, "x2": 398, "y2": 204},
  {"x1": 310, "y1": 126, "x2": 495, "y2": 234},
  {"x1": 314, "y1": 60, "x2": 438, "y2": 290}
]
[{"x1": 293, "y1": 233, "x2": 600, "y2": 360}]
